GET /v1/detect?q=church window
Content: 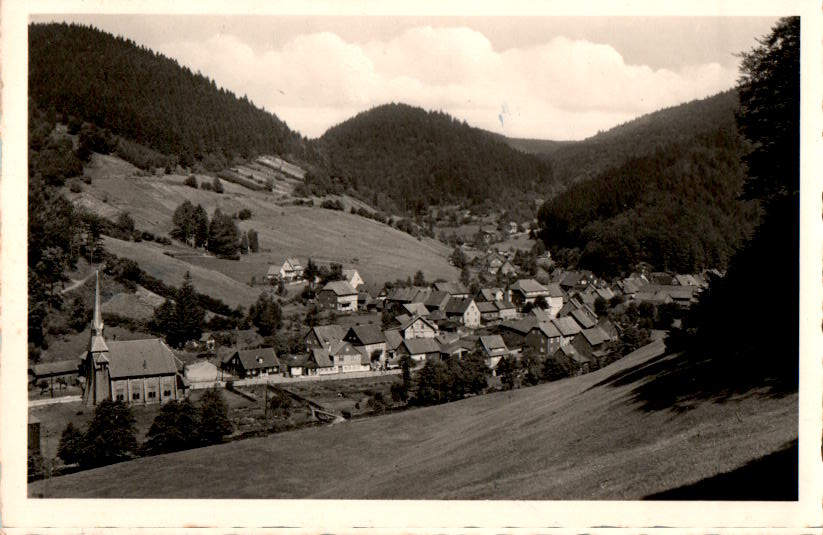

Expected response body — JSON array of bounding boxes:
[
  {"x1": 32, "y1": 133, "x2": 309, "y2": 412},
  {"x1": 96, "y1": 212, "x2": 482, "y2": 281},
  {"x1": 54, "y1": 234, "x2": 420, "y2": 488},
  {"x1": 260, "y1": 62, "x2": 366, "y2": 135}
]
[
  {"x1": 132, "y1": 392, "x2": 140, "y2": 400},
  {"x1": 164, "y1": 389, "x2": 171, "y2": 396},
  {"x1": 147, "y1": 391, "x2": 156, "y2": 399},
  {"x1": 116, "y1": 391, "x2": 125, "y2": 401}
]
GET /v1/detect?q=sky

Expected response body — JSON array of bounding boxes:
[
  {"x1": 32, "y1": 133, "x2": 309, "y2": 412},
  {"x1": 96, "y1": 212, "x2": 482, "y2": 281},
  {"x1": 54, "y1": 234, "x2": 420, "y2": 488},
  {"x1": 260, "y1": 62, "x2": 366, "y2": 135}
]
[{"x1": 33, "y1": 14, "x2": 779, "y2": 140}]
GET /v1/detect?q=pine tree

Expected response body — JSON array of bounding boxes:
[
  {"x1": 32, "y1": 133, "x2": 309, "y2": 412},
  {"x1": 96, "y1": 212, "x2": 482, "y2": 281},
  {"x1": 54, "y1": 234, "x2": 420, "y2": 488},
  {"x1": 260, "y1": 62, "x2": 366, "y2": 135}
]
[
  {"x1": 80, "y1": 400, "x2": 137, "y2": 468},
  {"x1": 207, "y1": 208, "x2": 240, "y2": 257},
  {"x1": 198, "y1": 387, "x2": 233, "y2": 445},
  {"x1": 142, "y1": 399, "x2": 201, "y2": 455},
  {"x1": 193, "y1": 204, "x2": 209, "y2": 248},
  {"x1": 57, "y1": 421, "x2": 85, "y2": 465}
]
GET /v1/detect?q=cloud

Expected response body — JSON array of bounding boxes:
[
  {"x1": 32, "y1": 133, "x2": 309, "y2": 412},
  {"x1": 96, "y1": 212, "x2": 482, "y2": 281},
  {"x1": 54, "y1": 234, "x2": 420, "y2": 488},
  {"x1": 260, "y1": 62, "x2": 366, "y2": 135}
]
[{"x1": 156, "y1": 26, "x2": 738, "y2": 140}]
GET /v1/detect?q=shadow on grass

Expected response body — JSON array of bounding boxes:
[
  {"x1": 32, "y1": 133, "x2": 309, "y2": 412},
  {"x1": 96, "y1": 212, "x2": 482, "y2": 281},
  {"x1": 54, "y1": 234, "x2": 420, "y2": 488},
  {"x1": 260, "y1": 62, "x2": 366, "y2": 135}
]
[{"x1": 645, "y1": 440, "x2": 798, "y2": 500}]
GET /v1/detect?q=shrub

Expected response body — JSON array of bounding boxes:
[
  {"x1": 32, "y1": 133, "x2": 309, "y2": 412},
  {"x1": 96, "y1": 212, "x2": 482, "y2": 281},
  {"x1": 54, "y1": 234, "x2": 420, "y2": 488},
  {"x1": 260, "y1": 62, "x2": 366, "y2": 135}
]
[
  {"x1": 69, "y1": 181, "x2": 82, "y2": 193},
  {"x1": 238, "y1": 208, "x2": 252, "y2": 220},
  {"x1": 184, "y1": 175, "x2": 198, "y2": 188}
]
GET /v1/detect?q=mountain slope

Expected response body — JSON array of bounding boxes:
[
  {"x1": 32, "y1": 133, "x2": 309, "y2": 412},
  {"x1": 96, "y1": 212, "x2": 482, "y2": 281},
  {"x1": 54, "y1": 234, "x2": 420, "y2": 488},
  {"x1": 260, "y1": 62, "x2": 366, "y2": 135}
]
[
  {"x1": 315, "y1": 103, "x2": 557, "y2": 218},
  {"x1": 29, "y1": 23, "x2": 307, "y2": 170},
  {"x1": 30, "y1": 339, "x2": 797, "y2": 499},
  {"x1": 536, "y1": 91, "x2": 759, "y2": 275}
]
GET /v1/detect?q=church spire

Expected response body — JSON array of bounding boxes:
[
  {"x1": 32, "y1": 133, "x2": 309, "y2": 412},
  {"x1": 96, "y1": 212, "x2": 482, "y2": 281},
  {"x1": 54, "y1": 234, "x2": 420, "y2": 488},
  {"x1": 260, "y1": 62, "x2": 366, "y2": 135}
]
[{"x1": 89, "y1": 270, "x2": 109, "y2": 354}]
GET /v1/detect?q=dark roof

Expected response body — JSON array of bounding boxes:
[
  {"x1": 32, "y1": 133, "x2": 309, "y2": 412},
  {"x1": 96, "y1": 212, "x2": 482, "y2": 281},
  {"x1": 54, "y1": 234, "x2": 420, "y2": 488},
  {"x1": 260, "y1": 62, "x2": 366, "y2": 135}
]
[
  {"x1": 401, "y1": 338, "x2": 441, "y2": 355},
  {"x1": 320, "y1": 280, "x2": 358, "y2": 296},
  {"x1": 445, "y1": 298, "x2": 475, "y2": 314},
  {"x1": 570, "y1": 308, "x2": 597, "y2": 329},
  {"x1": 346, "y1": 324, "x2": 386, "y2": 346},
  {"x1": 552, "y1": 316, "x2": 582, "y2": 337},
  {"x1": 306, "y1": 324, "x2": 348, "y2": 347},
  {"x1": 579, "y1": 326, "x2": 611, "y2": 347},
  {"x1": 546, "y1": 282, "x2": 565, "y2": 298},
  {"x1": 498, "y1": 318, "x2": 538, "y2": 335},
  {"x1": 402, "y1": 302, "x2": 430, "y2": 316},
  {"x1": 310, "y1": 348, "x2": 334, "y2": 368},
  {"x1": 424, "y1": 291, "x2": 451, "y2": 309},
  {"x1": 510, "y1": 279, "x2": 548, "y2": 295},
  {"x1": 532, "y1": 321, "x2": 562, "y2": 339},
  {"x1": 555, "y1": 343, "x2": 588, "y2": 363},
  {"x1": 30, "y1": 359, "x2": 82, "y2": 377},
  {"x1": 476, "y1": 288, "x2": 502, "y2": 301},
  {"x1": 384, "y1": 329, "x2": 404, "y2": 350},
  {"x1": 233, "y1": 347, "x2": 280, "y2": 371},
  {"x1": 476, "y1": 301, "x2": 499, "y2": 313},
  {"x1": 559, "y1": 271, "x2": 583, "y2": 287},
  {"x1": 495, "y1": 300, "x2": 516, "y2": 311},
  {"x1": 480, "y1": 335, "x2": 508, "y2": 356},
  {"x1": 106, "y1": 339, "x2": 179, "y2": 379},
  {"x1": 531, "y1": 308, "x2": 552, "y2": 322},
  {"x1": 433, "y1": 281, "x2": 468, "y2": 295}
]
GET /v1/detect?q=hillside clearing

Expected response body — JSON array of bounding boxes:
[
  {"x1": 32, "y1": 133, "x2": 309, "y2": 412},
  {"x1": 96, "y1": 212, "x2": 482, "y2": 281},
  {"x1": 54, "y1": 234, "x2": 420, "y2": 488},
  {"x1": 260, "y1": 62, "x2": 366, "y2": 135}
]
[{"x1": 29, "y1": 340, "x2": 797, "y2": 499}]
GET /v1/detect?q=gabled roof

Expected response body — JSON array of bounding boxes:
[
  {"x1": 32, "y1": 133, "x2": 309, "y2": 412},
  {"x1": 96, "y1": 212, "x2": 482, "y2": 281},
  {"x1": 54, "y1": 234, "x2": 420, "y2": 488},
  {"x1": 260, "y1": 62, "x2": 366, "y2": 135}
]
[
  {"x1": 424, "y1": 291, "x2": 451, "y2": 309},
  {"x1": 595, "y1": 287, "x2": 615, "y2": 300},
  {"x1": 283, "y1": 257, "x2": 303, "y2": 271},
  {"x1": 400, "y1": 315, "x2": 437, "y2": 332},
  {"x1": 266, "y1": 265, "x2": 280, "y2": 276},
  {"x1": 328, "y1": 340, "x2": 359, "y2": 357},
  {"x1": 106, "y1": 339, "x2": 180, "y2": 379},
  {"x1": 445, "y1": 298, "x2": 475, "y2": 315},
  {"x1": 510, "y1": 278, "x2": 548, "y2": 295},
  {"x1": 559, "y1": 271, "x2": 583, "y2": 288},
  {"x1": 546, "y1": 282, "x2": 565, "y2": 298},
  {"x1": 345, "y1": 324, "x2": 386, "y2": 346},
  {"x1": 552, "y1": 316, "x2": 582, "y2": 337},
  {"x1": 498, "y1": 318, "x2": 538, "y2": 335},
  {"x1": 395, "y1": 314, "x2": 412, "y2": 326},
  {"x1": 476, "y1": 288, "x2": 503, "y2": 301},
  {"x1": 479, "y1": 335, "x2": 508, "y2": 356},
  {"x1": 233, "y1": 347, "x2": 280, "y2": 371},
  {"x1": 495, "y1": 300, "x2": 516, "y2": 311},
  {"x1": 342, "y1": 269, "x2": 361, "y2": 282},
  {"x1": 402, "y1": 302, "x2": 430, "y2": 317},
  {"x1": 570, "y1": 308, "x2": 597, "y2": 329},
  {"x1": 555, "y1": 343, "x2": 588, "y2": 364},
  {"x1": 306, "y1": 324, "x2": 348, "y2": 347},
  {"x1": 310, "y1": 348, "x2": 333, "y2": 368},
  {"x1": 579, "y1": 326, "x2": 611, "y2": 347},
  {"x1": 30, "y1": 359, "x2": 82, "y2": 377},
  {"x1": 532, "y1": 321, "x2": 562, "y2": 339},
  {"x1": 320, "y1": 280, "x2": 358, "y2": 296},
  {"x1": 531, "y1": 308, "x2": 552, "y2": 322},
  {"x1": 433, "y1": 281, "x2": 468, "y2": 295},
  {"x1": 384, "y1": 329, "x2": 404, "y2": 351},
  {"x1": 476, "y1": 301, "x2": 499, "y2": 314},
  {"x1": 401, "y1": 338, "x2": 441, "y2": 355}
]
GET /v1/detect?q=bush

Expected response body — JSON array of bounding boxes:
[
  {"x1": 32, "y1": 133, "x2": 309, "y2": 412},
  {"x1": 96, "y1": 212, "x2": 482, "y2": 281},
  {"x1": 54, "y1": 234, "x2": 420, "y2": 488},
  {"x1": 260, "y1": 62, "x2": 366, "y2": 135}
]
[
  {"x1": 69, "y1": 181, "x2": 82, "y2": 193},
  {"x1": 80, "y1": 400, "x2": 138, "y2": 468},
  {"x1": 184, "y1": 175, "x2": 198, "y2": 188},
  {"x1": 198, "y1": 388, "x2": 233, "y2": 445},
  {"x1": 237, "y1": 208, "x2": 252, "y2": 220}
]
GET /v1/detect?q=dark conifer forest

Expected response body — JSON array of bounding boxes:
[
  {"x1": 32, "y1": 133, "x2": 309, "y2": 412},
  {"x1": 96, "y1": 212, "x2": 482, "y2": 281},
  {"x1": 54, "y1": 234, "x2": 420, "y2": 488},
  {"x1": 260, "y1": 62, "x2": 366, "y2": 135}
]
[{"x1": 29, "y1": 23, "x2": 308, "y2": 171}]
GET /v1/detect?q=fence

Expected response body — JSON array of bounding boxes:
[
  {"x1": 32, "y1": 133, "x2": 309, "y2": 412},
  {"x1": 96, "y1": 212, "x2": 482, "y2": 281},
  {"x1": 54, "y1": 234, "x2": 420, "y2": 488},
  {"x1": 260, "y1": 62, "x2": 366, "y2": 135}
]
[{"x1": 187, "y1": 369, "x2": 401, "y2": 390}]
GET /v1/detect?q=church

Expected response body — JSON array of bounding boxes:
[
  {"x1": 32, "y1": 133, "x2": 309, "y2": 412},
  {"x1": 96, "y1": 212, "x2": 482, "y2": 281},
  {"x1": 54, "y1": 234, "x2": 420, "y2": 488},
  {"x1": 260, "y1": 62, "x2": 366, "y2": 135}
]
[{"x1": 82, "y1": 271, "x2": 187, "y2": 406}]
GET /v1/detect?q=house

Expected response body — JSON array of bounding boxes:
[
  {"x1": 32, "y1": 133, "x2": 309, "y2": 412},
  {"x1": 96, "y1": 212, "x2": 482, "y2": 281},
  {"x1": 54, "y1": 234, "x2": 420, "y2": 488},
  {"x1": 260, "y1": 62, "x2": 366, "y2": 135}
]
[
  {"x1": 499, "y1": 260, "x2": 518, "y2": 277},
  {"x1": 495, "y1": 318, "x2": 538, "y2": 353},
  {"x1": 444, "y1": 298, "x2": 481, "y2": 328},
  {"x1": 279, "y1": 257, "x2": 304, "y2": 281},
  {"x1": 525, "y1": 321, "x2": 563, "y2": 356},
  {"x1": 476, "y1": 301, "x2": 500, "y2": 323},
  {"x1": 342, "y1": 268, "x2": 364, "y2": 289},
  {"x1": 397, "y1": 338, "x2": 442, "y2": 363},
  {"x1": 82, "y1": 272, "x2": 186, "y2": 406},
  {"x1": 265, "y1": 264, "x2": 280, "y2": 282},
  {"x1": 29, "y1": 359, "x2": 82, "y2": 388},
  {"x1": 357, "y1": 290, "x2": 374, "y2": 311},
  {"x1": 572, "y1": 325, "x2": 613, "y2": 367},
  {"x1": 399, "y1": 315, "x2": 438, "y2": 339},
  {"x1": 384, "y1": 286, "x2": 431, "y2": 309},
  {"x1": 305, "y1": 348, "x2": 335, "y2": 375},
  {"x1": 545, "y1": 282, "x2": 565, "y2": 317},
  {"x1": 508, "y1": 279, "x2": 550, "y2": 309},
  {"x1": 552, "y1": 316, "x2": 583, "y2": 345},
  {"x1": 478, "y1": 335, "x2": 509, "y2": 369},
  {"x1": 423, "y1": 291, "x2": 451, "y2": 312},
  {"x1": 223, "y1": 347, "x2": 281, "y2": 378},
  {"x1": 433, "y1": 281, "x2": 469, "y2": 299},
  {"x1": 483, "y1": 252, "x2": 506, "y2": 275},
  {"x1": 343, "y1": 324, "x2": 387, "y2": 366},
  {"x1": 437, "y1": 334, "x2": 475, "y2": 360},
  {"x1": 304, "y1": 324, "x2": 348, "y2": 351},
  {"x1": 402, "y1": 302, "x2": 430, "y2": 317},
  {"x1": 317, "y1": 280, "x2": 358, "y2": 312},
  {"x1": 198, "y1": 332, "x2": 217, "y2": 352},
  {"x1": 476, "y1": 287, "x2": 504, "y2": 302},
  {"x1": 495, "y1": 300, "x2": 518, "y2": 320},
  {"x1": 328, "y1": 340, "x2": 369, "y2": 373},
  {"x1": 553, "y1": 344, "x2": 591, "y2": 376},
  {"x1": 383, "y1": 329, "x2": 405, "y2": 363},
  {"x1": 570, "y1": 308, "x2": 597, "y2": 330}
]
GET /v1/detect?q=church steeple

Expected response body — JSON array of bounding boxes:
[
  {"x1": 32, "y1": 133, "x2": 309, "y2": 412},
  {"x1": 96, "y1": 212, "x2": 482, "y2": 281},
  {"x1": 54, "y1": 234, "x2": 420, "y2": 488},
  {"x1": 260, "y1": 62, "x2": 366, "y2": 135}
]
[{"x1": 89, "y1": 270, "x2": 109, "y2": 354}]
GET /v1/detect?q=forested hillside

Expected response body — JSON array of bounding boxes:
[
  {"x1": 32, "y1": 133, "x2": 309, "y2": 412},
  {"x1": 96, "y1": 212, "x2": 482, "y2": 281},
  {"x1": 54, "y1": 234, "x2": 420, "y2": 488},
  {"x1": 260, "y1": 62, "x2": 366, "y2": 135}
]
[
  {"x1": 537, "y1": 91, "x2": 759, "y2": 275},
  {"x1": 543, "y1": 91, "x2": 743, "y2": 187},
  {"x1": 314, "y1": 103, "x2": 557, "y2": 218},
  {"x1": 29, "y1": 23, "x2": 308, "y2": 171}
]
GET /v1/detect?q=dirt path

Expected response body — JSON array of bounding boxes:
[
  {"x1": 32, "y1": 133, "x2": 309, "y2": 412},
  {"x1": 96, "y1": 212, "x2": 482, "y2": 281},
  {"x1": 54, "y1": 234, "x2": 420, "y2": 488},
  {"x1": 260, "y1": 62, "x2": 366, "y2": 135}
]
[{"x1": 60, "y1": 263, "x2": 105, "y2": 295}]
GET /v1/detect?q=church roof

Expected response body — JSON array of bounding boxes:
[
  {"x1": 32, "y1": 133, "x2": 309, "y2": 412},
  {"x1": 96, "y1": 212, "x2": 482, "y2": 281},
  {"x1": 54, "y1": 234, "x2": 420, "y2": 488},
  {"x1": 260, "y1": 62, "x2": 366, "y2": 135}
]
[{"x1": 106, "y1": 339, "x2": 179, "y2": 379}]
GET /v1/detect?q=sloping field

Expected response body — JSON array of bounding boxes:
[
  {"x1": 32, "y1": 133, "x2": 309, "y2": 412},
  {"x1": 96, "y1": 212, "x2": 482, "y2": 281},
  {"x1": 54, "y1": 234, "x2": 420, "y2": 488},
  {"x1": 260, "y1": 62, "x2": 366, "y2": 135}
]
[
  {"x1": 103, "y1": 237, "x2": 261, "y2": 308},
  {"x1": 71, "y1": 153, "x2": 459, "y2": 287},
  {"x1": 30, "y1": 340, "x2": 798, "y2": 499}
]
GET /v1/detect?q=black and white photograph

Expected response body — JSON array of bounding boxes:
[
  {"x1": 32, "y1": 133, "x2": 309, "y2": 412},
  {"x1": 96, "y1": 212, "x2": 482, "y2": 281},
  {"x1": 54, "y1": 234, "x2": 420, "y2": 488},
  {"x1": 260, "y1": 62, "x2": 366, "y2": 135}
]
[{"x1": 2, "y1": 0, "x2": 821, "y2": 532}]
